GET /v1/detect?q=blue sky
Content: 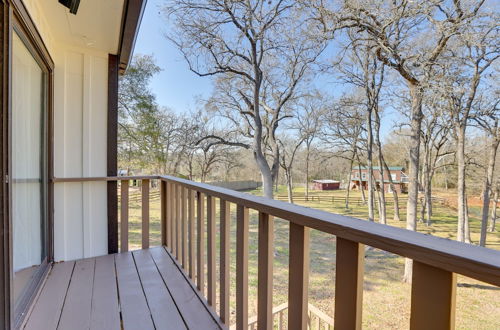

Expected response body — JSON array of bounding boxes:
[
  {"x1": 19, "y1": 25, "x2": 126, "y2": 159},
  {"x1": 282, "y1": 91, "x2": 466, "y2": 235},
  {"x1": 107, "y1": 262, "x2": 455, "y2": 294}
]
[
  {"x1": 134, "y1": 0, "x2": 213, "y2": 113},
  {"x1": 133, "y1": 0, "x2": 399, "y2": 137}
]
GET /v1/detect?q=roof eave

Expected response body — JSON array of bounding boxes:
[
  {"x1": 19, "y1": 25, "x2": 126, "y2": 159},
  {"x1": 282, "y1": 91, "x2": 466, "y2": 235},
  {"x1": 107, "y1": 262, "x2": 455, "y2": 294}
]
[{"x1": 118, "y1": 0, "x2": 147, "y2": 75}]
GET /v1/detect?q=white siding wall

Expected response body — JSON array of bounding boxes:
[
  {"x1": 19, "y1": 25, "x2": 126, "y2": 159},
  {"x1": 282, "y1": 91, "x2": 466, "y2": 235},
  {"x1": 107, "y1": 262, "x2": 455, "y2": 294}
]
[
  {"x1": 53, "y1": 47, "x2": 109, "y2": 261},
  {"x1": 23, "y1": 0, "x2": 110, "y2": 261}
]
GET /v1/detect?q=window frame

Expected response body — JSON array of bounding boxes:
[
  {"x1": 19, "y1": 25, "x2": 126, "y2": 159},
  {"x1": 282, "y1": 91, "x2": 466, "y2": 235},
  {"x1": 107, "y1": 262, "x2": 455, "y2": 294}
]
[{"x1": 1, "y1": 1, "x2": 54, "y2": 328}]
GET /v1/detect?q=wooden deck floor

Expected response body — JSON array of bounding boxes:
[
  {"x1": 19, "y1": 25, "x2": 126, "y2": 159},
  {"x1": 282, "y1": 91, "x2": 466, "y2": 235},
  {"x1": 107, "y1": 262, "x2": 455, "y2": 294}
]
[{"x1": 22, "y1": 247, "x2": 221, "y2": 330}]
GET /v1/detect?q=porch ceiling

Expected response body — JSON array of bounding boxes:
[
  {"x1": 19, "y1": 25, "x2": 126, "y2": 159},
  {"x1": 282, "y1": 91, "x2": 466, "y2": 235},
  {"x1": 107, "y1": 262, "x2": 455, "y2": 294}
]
[{"x1": 38, "y1": 0, "x2": 125, "y2": 53}]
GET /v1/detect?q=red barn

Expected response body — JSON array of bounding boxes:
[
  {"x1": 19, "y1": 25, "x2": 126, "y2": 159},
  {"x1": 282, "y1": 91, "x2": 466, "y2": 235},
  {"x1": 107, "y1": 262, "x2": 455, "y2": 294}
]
[{"x1": 312, "y1": 180, "x2": 340, "y2": 190}]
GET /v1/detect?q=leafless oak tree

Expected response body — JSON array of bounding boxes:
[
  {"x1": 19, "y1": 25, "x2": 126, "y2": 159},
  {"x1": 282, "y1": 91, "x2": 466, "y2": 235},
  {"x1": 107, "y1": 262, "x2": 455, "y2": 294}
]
[{"x1": 165, "y1": 0, "x2": 325, "y2": 198}]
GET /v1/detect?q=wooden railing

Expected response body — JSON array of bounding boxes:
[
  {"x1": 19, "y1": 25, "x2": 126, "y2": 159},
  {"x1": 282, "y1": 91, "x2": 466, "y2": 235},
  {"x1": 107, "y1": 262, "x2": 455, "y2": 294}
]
[
  {"x1": 240, "y1": 303, "x2": 334, "y2": 330},
  {"x1": 53, "y1": 175, "x2": 500, "y2": 330}
]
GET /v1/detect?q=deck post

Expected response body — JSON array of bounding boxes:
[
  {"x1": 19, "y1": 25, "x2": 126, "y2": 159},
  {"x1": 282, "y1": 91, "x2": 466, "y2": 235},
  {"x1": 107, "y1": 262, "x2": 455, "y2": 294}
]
[
  {"x1": 410, "y1": 261, "x2": 456, "y2": 329},
  {"x1": 236, "y1": 205, "x2": 249, "y2": 330},
  {"x1": 207, "y1": 195, "x2": 216, "y2": 306},
  {"x1": 220, "y1": 199, "x2": 230, "y2": 324},
  {"x1": 288, "y1": 222, "x2": 309, "y2": 330},
  {"x1": 334, "y1": 238, "x2": 364, "y2": 330},
  {"x1": 160, "y1": 181, "x2": 167, "y2": 246},
  {"x1": 188, "y1": 189, "x2": 195, "y2": 279},
  {"x1": 141, "y1": 179, "x2": 150, "y2": 249},
  {"x1": 120, "y1": 180, "x2": 129, "y2": 252},
  {"x1": 197, "y1": 192, "x2": 205, "y2": 293},
  {"x1": 181, "y1": 186, "x2": 187, "y2": 268},
  {"x1": 257, "y1": 212, "x2": 274, "y2": 329}
]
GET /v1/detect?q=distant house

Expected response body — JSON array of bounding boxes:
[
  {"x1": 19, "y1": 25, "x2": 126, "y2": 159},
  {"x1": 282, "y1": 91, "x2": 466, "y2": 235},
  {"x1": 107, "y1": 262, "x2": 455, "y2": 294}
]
[
  {"x1": 312, "y1": 180, "x2": 341, "y2": 190},
  {"x1": 350, "y1": 166, "x2": 409, "y2": 193}
]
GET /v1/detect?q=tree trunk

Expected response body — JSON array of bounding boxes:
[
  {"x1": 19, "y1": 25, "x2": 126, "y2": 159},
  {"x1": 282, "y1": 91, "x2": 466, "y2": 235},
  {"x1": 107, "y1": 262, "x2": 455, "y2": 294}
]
[
  {"x1": 489, "y1": 188, "x2": 498, "y2": 232},
  {"x1": 286, "y1": 168, "x2": 294, "y2": 203},
  {"x1": 456, "y1": 124, "x2": 469, "y2": 243},
  {"x1": 419, "y1": 196, "x2": 426, "y2": 224},
  {"x1": 346, "y1": 155, "x2": 354, "y2": 209},
  {"x1": 366, "y1": 109, "x2": 375, "y2": 222},
  {"x1": 444, "y1": 165, "x2": 449, "y2": 190},
  {"x1": 305, "y1": 145, "x2": 310, "y2": 201},
  {"x1": 373, "y1": 108, "x2": 387, "y2": 224},
  {"x1": 421, "y1": 143, "x2": 432, "y2": 226},
  {"x1": 355, "y1": 153, "x2": 366, "y2": 203},
  {"x1": 425, "y1": 178, "x2": 432, "y2": 226},
  {"x1": 403, "y1": 83, "x2": 423, "y2": 283},
  {"x1": 480, "y1": 137, "x2": 499, "y2": 246},
  {"x1": 382, "y1": 159, "x2": 401, "y2": 221},
  {"x1": 272, "y1": 150, "x2": 280, "y2": 194},
  {"x1": 256, "y1": 153, "x2": 274, "y2": 199}
]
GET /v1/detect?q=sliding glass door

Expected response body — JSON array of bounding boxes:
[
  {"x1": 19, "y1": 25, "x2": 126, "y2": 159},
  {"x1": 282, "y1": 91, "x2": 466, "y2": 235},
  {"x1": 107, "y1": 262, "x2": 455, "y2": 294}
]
[{"x1": 11, "y1": 29, "x2": 49, "y2": 316}]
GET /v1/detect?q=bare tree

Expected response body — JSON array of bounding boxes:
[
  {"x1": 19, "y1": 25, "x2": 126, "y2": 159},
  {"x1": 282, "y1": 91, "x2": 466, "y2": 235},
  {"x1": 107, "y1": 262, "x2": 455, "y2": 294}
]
[
  {"x1": 332, "y1": 31, "x2": 386, "y2": 222},
  {"x1": 419, "y1": 98, "x2": 453, "y2": 226},
  {"x1": 165, "y1": 0, "x2": 325, "y2": 198},
  {"x1": 438, "y1": 21, "x2": 499, "y2": 243},
  {"x1": 278, "y1": 135, "x2": 306, "y2": 203},
  {"x1": 474, "y1": 98, "x2": 500, "y2": 245},
  {"x1": 313, "y1": 0, "x2": 488, "y2": 281},
  {"x1": 321, "y1": 94, "x2": 366, "y2": 209},
  {"x1": 297, "y1": 94, "x2": 324, "y2": 201}
]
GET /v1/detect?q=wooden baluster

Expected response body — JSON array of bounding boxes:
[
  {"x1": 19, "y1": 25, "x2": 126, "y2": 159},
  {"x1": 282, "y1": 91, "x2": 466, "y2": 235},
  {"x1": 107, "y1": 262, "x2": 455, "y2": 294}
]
[
  {"x1": 207, "y1": 195, "x2": 216, "y2": 306},
  {"x1": 188, "y1": 189, "x2": 195, "y2": 279},
  {"x1": 197, "y1": 192, "x2": 205, "y2": 293},
  {"x1": 161, "y1": 181, "x2": 167, "y2": 246},
  {"x1": 410, "y1": 261, "x2": 456, "y2": 329},
  {"x1": 120, "y1": 180, "x2": 129, "y2": 252},
  {"x1": 334, "y1": 238, "x2": 364, "y2": 330},
  {"x1": 258, "y1": 212, "x2": 274, "y2": 329},
  {"x1": 141, "y1": 179, "x2": 150, "y2": 249},
  {"x1": 176, "y1": 184, "x2": 181, "y2": 260},
  {"x1": 166, "y1": 181, "x2": 172, "y2": 250},
  {"x1": 220, "y1": 199, "x2": 230, "y2": 324},
  {"x1": 288, "y1": 222, "x2": 309, "y2": 330},
  {"x1": 236, "y1": 205, "x2": 249, "y2": 330},
  {"x1": 171, "y1": 183, "x2": 177, "y2": 256},
  {"x1": 279, "y1": 310, "x2": 284, "y2": 330},
  {"x1": 181, "y1": 186, "x2": 188, "y2": 268}
]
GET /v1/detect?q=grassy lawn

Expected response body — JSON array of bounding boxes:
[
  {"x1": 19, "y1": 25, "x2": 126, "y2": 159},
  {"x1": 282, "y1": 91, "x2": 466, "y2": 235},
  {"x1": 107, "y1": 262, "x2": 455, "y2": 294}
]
[{"x1": 123, "y1": 185, "x2": 500, "y2": 329}]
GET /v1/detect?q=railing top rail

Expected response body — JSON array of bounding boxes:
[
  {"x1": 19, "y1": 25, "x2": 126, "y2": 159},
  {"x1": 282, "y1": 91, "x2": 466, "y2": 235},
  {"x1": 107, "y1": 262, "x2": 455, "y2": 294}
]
[
  {"x1": 52, "y1": 175, "x2": 159, "y2": 183},
  {"x1": 52, "y1": 175, "x2": 500, "y2": 286},
  {"x1": 159, "y1": 175, "x2": 500, "y2": 286}
]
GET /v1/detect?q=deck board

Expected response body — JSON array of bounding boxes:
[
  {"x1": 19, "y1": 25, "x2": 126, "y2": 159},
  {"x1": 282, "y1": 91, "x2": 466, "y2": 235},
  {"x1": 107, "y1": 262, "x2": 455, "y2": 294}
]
[
  {"x1": 133, "y1": 249, "x2": 187, "y2": 330},
  {"x1": 150, "y1": 247, "x2": 220, "y2": 329},
  {"x1": 58, "y1": 259, "x2": 95, "y2": 330},
  {"x1": 115, "y1": 252, "x2": 155, "y2": 330},
  {"x1": 24, "y1": 261, "x2": 75, "y2": 330},
  {"x1": 90, "y1": 254, "x2": 120, "y2": 330},
  {"x1": 23, "y1": 248, "x2": 220, "y2": 330}
]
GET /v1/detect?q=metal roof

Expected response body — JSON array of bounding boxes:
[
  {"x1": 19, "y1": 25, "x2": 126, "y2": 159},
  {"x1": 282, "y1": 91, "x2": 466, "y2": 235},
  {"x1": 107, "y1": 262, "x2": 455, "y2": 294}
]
[
  {"x1": 313, "y1": 180, "x2": 340, "y2": 184},
  {"x1": 353, "y1": 166, "x2": 404, "y2": 171}
]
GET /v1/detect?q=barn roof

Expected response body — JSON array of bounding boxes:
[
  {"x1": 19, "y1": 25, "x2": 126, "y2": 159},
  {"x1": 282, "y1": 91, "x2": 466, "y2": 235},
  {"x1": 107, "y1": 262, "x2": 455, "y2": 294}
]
[
  {"x1": 354, "y1": 166, "x2": 404, "y2": 171},
  {"x1": 313, "y1": 180, "x2": 340, "y2": 183}
]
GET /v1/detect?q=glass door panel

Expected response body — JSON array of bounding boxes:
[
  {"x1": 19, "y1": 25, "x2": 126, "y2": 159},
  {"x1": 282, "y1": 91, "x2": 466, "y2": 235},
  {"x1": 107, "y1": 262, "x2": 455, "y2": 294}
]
[{"x1": 11, "y1": 31, "x2": 48, "y2": 309}]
